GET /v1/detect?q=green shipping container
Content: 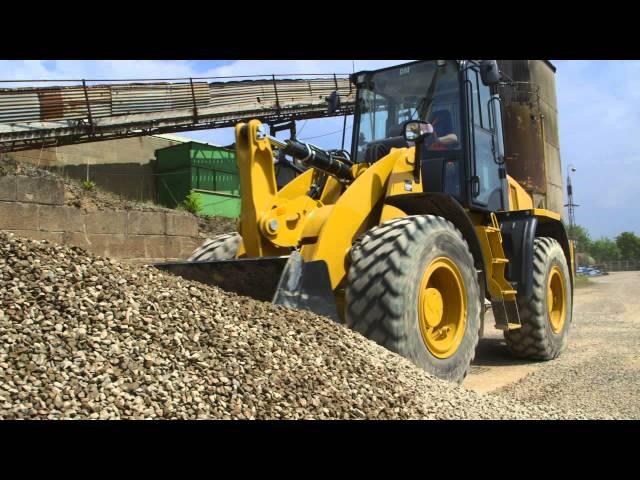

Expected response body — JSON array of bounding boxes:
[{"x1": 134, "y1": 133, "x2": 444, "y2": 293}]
[{"x1": 155, "y1": 142, "x2": 241, "y2": 218}]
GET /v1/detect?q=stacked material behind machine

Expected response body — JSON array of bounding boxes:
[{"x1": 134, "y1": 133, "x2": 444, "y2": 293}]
[{"x1": 498, "y1": 60, "x2": 563, "y2": 217}]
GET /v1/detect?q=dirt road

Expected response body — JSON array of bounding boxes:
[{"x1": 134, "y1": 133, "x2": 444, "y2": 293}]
[{"x1": 463, "y1": 271, "x2": 640, "y2": 419}]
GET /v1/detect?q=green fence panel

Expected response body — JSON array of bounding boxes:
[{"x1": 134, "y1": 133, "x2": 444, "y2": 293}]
[
  {"x1": 157, "y1": 170, "x2": 191, "y2": 209},
  {"x1": 155, "y1": 143, "x2": 192, "y2": 172},
  {"x1": 155, "y1": 141, "x2": 241, "y2": 216},
  {"x1": 195, "y1": 191, "x2": 241, "y2": 218}
]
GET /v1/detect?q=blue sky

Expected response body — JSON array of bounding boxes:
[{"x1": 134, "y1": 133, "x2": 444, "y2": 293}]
[{"x1": 1, "y1": 60, "x2": 636, "y2": 239}]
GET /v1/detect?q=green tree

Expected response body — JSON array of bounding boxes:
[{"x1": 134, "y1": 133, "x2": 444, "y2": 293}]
[
  {"x1": 615, "y1": 232, "x2": 640, "y2": 260},
  {"x1": 590, "y1": 238, "x2": 621, "y2": 262},
  {"x1": 566, "y1": 224, "x2": 592, "y2": 253}
]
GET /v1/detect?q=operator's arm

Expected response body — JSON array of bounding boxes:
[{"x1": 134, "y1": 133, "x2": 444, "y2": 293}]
[
  {"x1": 428, "y1": 131, "x2": 459, "y2": 149},
  {"x1": 436, "y1": 133, "x2": 459, "y2": 145}
]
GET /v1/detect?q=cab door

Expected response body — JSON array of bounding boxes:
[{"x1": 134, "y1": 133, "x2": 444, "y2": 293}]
[{"x1": 465, "y1": 67, "x2": 507, "y2": 212}]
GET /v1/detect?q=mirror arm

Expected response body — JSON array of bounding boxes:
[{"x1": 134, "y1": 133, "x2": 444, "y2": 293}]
[
  {"x1": 413, "y1": 140, "x2": 423, "y2": 182},
  {"x1": 460, "y1": 60, "x2": 480, "y2": 73}
]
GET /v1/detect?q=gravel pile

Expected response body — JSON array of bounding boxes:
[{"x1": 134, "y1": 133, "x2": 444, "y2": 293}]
[
  {"x1": 0, "y1": 232, "x2": 586, "y2": 419},
  {"x1": 62, "y1": 178, "x2": 169, "y2": 213},
  {"x1": 0, "y1": 156, "x2": 50, "y2": 179},
  {"x1": 197, "y1": 216, "x2": 237, "y2": 239}
]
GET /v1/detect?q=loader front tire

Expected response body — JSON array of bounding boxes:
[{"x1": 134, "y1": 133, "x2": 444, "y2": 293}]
[
  {"x1": 188, "y1": 232, "x2": 241, "y2": 261},
  {"x1": 346, "y1": 216, "x2": 481, "y2": 384},
  {"x1": 504, "y1": 237, "x2": 572, "y2": 360}
]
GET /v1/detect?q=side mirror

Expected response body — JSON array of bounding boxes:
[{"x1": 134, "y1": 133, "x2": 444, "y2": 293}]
[
  {"x1": 326, "y1": 91, "x2": 340, "y2": 115},
  {"x1": 404, "y1": 121, "x2": 433, "y2": 143},
  {"x1": 404, "y1": 121, "x2": 432, "y2": 181},
  {"x1": 480, "y1": 60, "x2": 501, "y2": 86}
]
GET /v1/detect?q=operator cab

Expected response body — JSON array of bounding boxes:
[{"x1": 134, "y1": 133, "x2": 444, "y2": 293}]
[{"x1": 351, "y1": 60, "x2": 508, "y2": 213}]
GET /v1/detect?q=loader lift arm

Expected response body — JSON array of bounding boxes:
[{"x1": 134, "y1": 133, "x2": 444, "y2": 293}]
[
  {"x1": 157, "y1": 119, "x2": 406, "y2": 321},
  {"x1": 233, "y1": 120, "x2": 409, "y2": 308}
]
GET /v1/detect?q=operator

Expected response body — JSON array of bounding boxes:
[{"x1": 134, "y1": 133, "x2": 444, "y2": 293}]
[{"x1": 426, "y1": 110, "x2": 459, "y2": 151}]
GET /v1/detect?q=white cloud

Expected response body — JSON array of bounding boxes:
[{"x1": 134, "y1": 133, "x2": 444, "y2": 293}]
[
  {"x1": 555, "y1": 60, "x2": 640, "y2": 237},
  {"x1": 1, "y1": 59, "x2": 407, "y2": 82},
  {"x1": 0, "y1": 59, "x2": 407, "y2": 147},
  {"x1": 204, "y1": 60, "x2": 408, "y2": 77},
  {"x1": 0, "y1": 60, "x2": 392, "y2": 148}
]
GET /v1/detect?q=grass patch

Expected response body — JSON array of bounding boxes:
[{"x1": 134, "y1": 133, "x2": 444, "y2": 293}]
[
  {"x1": 178, "y1": 190, "x2": 202, "y2": 215},
  {"x1": 575, "y1": 275, "x2": 594, "y2": 288},
  {"x1": 81, "y1": 180, "x2": 97, "y2": 192}
]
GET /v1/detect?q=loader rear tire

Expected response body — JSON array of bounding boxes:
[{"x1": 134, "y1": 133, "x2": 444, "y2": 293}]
[
  {"x1": 504, "y1": 237, "x2": 572, "y2": 360},
  {"x1": 346, "y1": 215, "x2": 481, "y2": 384},
  {"x1": 188, "y1": 233, "x2": 241, "y2": 261}
]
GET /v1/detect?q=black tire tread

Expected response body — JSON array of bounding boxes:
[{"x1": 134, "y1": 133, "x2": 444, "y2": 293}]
[
  {"x1": 504, "y1": 237, "x2": 572, "y2": 360},
  {"x1": 188, "y1": 232, "x2": 241, "y2": 261},
  {"x1": 346, "y1": 215, "x2": 481, "y2": 383}
]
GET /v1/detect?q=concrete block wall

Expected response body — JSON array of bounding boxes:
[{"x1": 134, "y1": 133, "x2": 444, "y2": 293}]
[
  {"x1": 6, "y1": 134, "x2": 187, "y2": 203},
  {"x1": 0, "y1": 175, "x2": 200, "y2": 262}
]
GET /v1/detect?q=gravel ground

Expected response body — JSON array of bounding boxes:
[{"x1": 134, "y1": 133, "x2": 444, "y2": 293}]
[
  {"x1": 0, "y1": 232, "x2": 588, "y2": 420},
  {"x1": 491, "y1": 272, "x2": 640, "y2": 419}
]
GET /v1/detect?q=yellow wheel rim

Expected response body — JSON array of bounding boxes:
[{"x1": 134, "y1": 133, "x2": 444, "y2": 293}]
[
  {"x1": 418, "y1": 257, "x2": 467, "y2": 359},
  {"x1": 547, "y1": 265, "x2": 567, "y2": 334}
]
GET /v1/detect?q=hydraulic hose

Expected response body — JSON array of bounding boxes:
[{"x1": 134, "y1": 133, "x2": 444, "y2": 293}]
[{"x1": 268, "y1": 136, "x2": 353, "y2": 182}]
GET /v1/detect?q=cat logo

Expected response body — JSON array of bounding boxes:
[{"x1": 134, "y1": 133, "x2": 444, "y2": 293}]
[{"x1": 399, "y1": 67, "x2": 411, "y2": 76}]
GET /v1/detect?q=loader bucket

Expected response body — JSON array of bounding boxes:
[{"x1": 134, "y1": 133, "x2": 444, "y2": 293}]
[{"x1": 153, "y1": 252, "x2": 339, "y2": 321}]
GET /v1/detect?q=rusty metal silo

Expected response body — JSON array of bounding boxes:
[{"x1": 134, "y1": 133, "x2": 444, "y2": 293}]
[{"x1": 497, "y1": 60, "x2": 564, "y2": 217}]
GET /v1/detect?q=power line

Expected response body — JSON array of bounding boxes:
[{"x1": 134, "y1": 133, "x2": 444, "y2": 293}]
[
  {"x1": 299, "y1": 125, "x2": 353, "y2": 141},
  {"x1": 297, "y1": 120, "x2": 308, "y2": 137}
]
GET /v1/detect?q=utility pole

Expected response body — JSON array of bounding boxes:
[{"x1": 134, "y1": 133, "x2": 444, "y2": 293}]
[{"x1": 564, "y1": 164, "x2": 578, "y2": 239}]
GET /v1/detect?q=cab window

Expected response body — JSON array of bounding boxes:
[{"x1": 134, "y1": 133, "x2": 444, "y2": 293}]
[{"x1": 467, "y1": 68, "x2": 503, "y2": 210}]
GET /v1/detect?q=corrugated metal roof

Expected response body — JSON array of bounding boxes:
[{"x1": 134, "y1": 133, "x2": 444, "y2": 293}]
[
  {"x1": 152, "y1": 133, "x2": 196, "y2": 143},
  {"x1": 155, "y1": 138, "x2": 229, "y2": 153},
  {"x1": 0, "y1": 76, "x2": 354, "y2": 151},
  {"x1": 0, "y1": 77, "x2": 352, "y2": 126}
]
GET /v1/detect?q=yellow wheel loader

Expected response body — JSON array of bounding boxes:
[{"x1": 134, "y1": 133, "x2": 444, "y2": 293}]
[{"x1": 157, "y1": 60, "x2": 574, "y2": 383}]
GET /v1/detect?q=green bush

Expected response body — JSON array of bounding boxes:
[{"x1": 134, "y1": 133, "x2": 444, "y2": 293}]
[
  {"x1": 81, "y1": 180, "x2": 96, "y2": 192},
  {"x1": 179, "y1": 190, "x2": 202, "y2": 215}
]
